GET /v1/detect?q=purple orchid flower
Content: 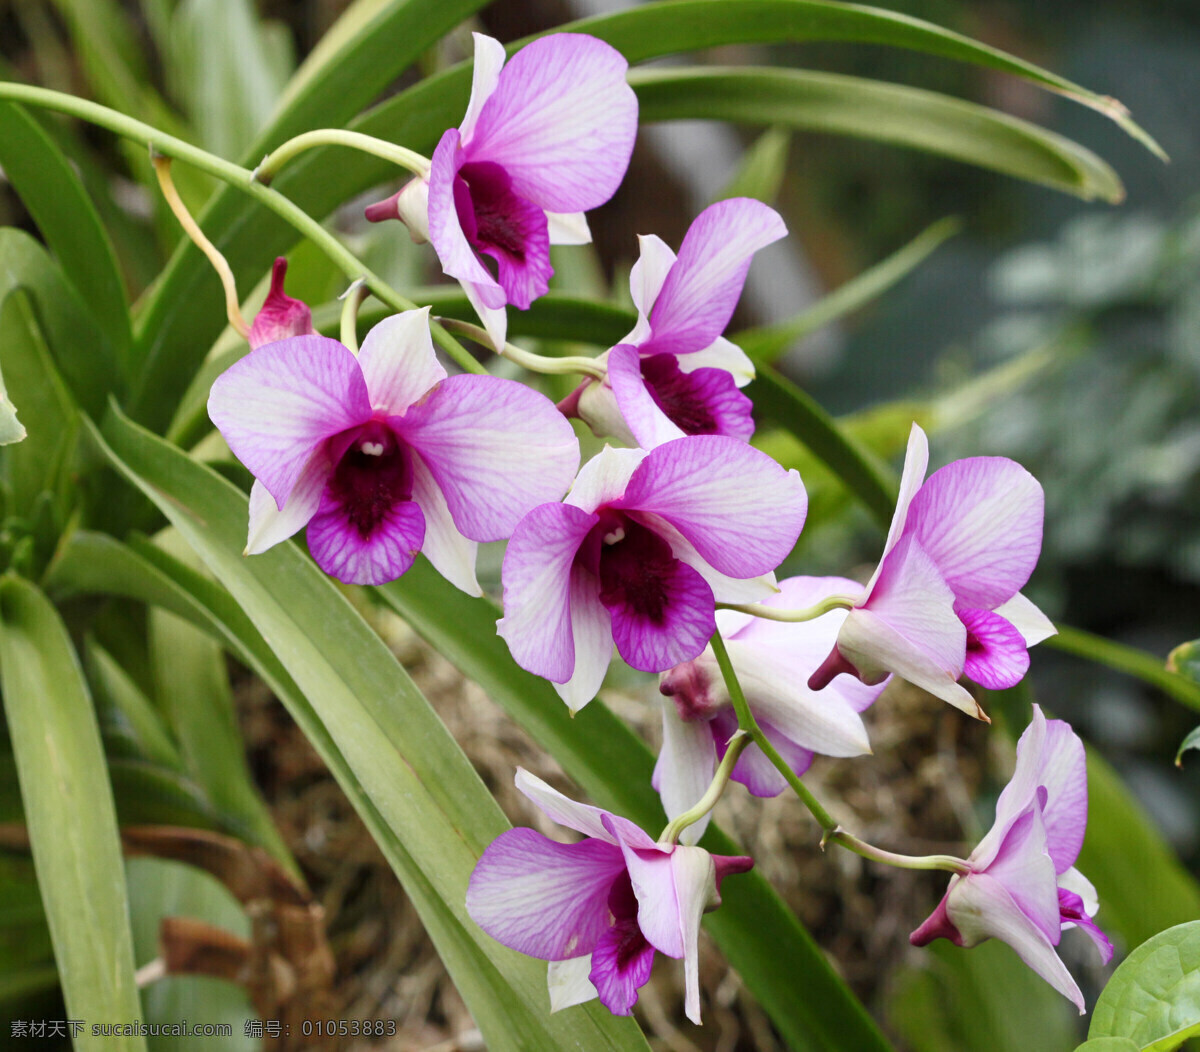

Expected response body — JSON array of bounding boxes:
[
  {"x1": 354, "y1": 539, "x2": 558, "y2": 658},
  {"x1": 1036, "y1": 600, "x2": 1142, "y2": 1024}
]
[
  {"x1": 466, "y1": 768, "x2": 753, "y2": 1022},
  {"x1": 809, "y1": 423, "x2": 1055, "y2": 720},
  {"x1": 560, "y1": 198, "x2": 786, "y2": 450},
  {"x1": 366, "y1": 32, "x2": 637, "y2": 351},
  {"x1": 497, "y1": 438, "x2": 807, "y2": 711},
  {"x1": 248, "y1": 257, "x2": 313, "y2": 350},
  {"x1": 655, "y1": 576, "x2": 888, "y2": 843},
  {"x1": 208, "y1": 308, "x2": 579, "y2": 589},
  {"x1": 911, "y1": 705, "x2": 1112, "y2": 1011}
]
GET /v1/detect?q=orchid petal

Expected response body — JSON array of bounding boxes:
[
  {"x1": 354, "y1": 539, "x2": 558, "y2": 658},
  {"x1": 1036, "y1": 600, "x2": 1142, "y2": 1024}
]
[
  {"x1": 908, "y1": 456, "x2": 1044, "y2": 609},
  {"x1": 678, "y1": 336, "x2": 756, "y2": 387},
  {"x1": 466, "y1": 827, "x2": 625, "y2": 959},
  {"x1": 984, "y1": 800, "x2": 1062, "y2": 944},
  {"x1": 461, "y1": 277, "x2": 509, "y2": 352},
  {"x1": 427, "y1": 129, "x2": 500, "y2": 295},
  {"x1": 644, "y1": 199, "x2": 787, "y2": 356},
  {"x1": 398, "y1": 374, "x2": 580, "y2": 541},
  {"x1": 547, "y1": 211, "x2": 592, "y2": 245},
  {"x1": 1058, "y1": 867, "x2": 1099, "y2": 916},
  {"x1": 306, "y1": 494, "x2": 425, "y2": 586},
  {"x1": 995, "y1": 592, "x2": 1057, "y2": 646},
  {"x1": 459, "y1": 33, "x2": 507, "y2": 144},
  {"x1": 565, "y1": 445, "x2": 647, "y2": 513},
  {"x1": 553, "y1": 566, "x2": 614, "y2": 713},
  {"x1": 514, "y1": 768, "x2": 618, "y2": 843},
  {"x1": 548, "y1": 956, "x2": 598, "y2": 1012},
  {"x1": 410, "y1": 453, "x2": 480, "y2": 597},
  {"x1": 245, "y1": 456, "x2": 328, "y2": 555},
  {"x1": 469, "y1": 34, "x2": 637, "y2": 213},
  {"x1": 357, "y1": 308, "x2": 446, "y2": 416},
  {"x1": 619, "y1": 435, "x2": 806, "y2": 579},
  {"x1": 607, "y1": 344, "x2": 686, "y2": 448},
  {"x1": 625, "y1": 234, "x2": 677, "y2": 345},
  {"x1": 946, "y1": 873, "x2": 1085, "y2": 1013},
  {"x1": 653, "y1": 700, "x2": 717, "y2": 845},
  {"x1": 208, "y1": 335, "x2": 369, "y2": 508},
  {"x1": 575, "y1": 378, "x2": 638, "y2": 447},
  {"x1": 864, "y1": 422, "x2": 929, "y2": 594},
  {"x1": 605, "y1": 556, "x2": 715, "y2": 674},
  {"x1": 498, "y1": 502, "x2": 596, "y2": 683},
  {"x1": 588, "y1": 917, "x2": 656, "y2": 1017},
  {"x1": 1058, "y1": 886, "x2": 1114, "y2": 963},
  {"x1": 960, "y1": 607, "x2": 1029, "y2": 690},
  {"x1": 728, "y1": 717, "x2": 815, "y2": 797}
]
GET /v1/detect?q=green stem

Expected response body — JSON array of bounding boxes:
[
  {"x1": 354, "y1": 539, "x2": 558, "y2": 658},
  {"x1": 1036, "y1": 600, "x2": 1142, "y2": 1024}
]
[
  {"x1": 437, "y1": 317, "x2": 607, "y2": 379},
  {"x1": 718, "y1": 594, "x2": 856, "y2": 623},
  {"x1": 0, "y1": 82, "x2": 483, "y2": 376},
  {"x1": 709, "y1": 628, "x2": 968, "y2": 875},
  {"x1": 253, "y1": 129, "x2": 430, "y2": 185},
  {"x1": 340, "y1": 279, "x2": 369, "y2": 353},
  {"x1": 658, "y1": 729, "x2": 750, "y2": 845}
]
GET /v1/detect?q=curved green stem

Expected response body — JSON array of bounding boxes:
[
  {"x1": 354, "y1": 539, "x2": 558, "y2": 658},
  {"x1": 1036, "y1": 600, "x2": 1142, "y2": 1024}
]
[
  {"x1": 658, "y1": 729, "x2": 750, "y2": 845},
  {"x1": 253, "y1": 129, "x2": 430, "y2": 186},
  {"x1": 340, "y1": 279, "x2": 370, "y2": 353},
  {"x1": 718, "y1": 594, "x2": 857, "y2": 623},
  {"x1": 437, "y1": 317, "x2": 607, "y2": 380},
  {"x1": 0, "y1": 82, "x2": 483, "y2": 376},
  {"x1": 709, "y1": 628, "x2": 968, "y2": 875}
]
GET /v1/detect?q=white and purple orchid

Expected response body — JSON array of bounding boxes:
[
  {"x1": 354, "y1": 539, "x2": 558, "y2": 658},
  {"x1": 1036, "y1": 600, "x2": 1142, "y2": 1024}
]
[
  {"x1": 498, "y1": 437, "x2": 807, "y2": 711},
  {"x1": 366, "y1": 32, "x2": 638, "y2": 350},
  {"x1": 655, "y1": 576, "x2": 888, "y2": 843},
  {"x1": 561, "y1": 198, "x2": 787, "y2": 450},
  {"x1": 911, "y1": 705, "x2": 1112, "y2": 1011},
  {"x1": 467, "y1": 768, "x2": 753, "y2": 1022},
  {"x1": 248, "y1": 257, "x2": 314, "y2": 350},
  {"x1": 809, "y1": 423, "x2": 1056, "y2": 720},
  {"x1": 208, "y1": 308, "x2": 579, "y2": 590}
]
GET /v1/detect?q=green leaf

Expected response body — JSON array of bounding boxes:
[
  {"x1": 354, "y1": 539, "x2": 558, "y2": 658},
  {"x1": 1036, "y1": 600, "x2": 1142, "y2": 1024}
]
[
  {"x1": 715, "y1": 126, "x2": 791, "y2": 204},
  {"x1": 1175, "y1": 727, "x2": 1200, "y2": 769},
  {"x1": 1090, "y1": 921, "x2": 1200, "y2": 1051},
  {"x1": 0, "y1": 575, "x2": 146, "y2": 1051},
  {"x1": 86, "y1": 636, "x2": 182, "y2": 769},
  {"x1": 0, "y1": 103, "x2": 130, "y2": 364},
  {"x1": 0, "y1": 355, "x2": 25, "y2": 446},
  {"x1": 632, "y1": 67, "x2": 1123, "y2": 203},
  {"x1": 1073, "y1": 1040, "x2": 1140, "y2": 1051},
  {"x1": 87, "y1": 408, "x2": 651, "y2": 1051},
  {"x1": 1166, "y1": 639, "x2": 1200, "y2": 683},
  {"x1": 378, "y1": 560, "x2": 894, "y2": 1052},
  {"x1": 736, "y1": 217, "x2": 961, "y2": 364}
]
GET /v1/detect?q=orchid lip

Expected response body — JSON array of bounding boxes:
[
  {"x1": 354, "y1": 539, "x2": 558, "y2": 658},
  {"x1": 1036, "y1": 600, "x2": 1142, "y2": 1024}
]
[{"x1": 323, "y1": 418, "x2": 414, "y2": 540}]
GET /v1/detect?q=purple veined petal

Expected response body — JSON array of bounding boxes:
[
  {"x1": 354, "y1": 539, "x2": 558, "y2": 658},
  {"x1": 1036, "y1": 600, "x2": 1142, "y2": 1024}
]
[
  {"x1": 602, "y1": 532, "x2": 716, "y2": 674},
  {"x1": 644, "y1": 199, "x2": 787, "y2": 357},
  {"x1": 398, "y1": 374, "x2": 580, "y2": 541},
  {"x1": 208, "y1": 335, "x2": 370, "y2": 508},
  {"x1": 516, "y1": 769, "x2": 658, "y2": 850},
  {"x1": 652, "y1": 697, "x2": 718, "y2": 844},
  {"x1": 607, "y1": 345, "x2": 686, "y2": 449},
  {"x1": 469, "y1": 34, "x2": 637, "y2": 213},
  {"x1": 410, "y1": 452, "x2": 480, "y2": 597},
  {"x1": 461, "y1": 278, "x2": 509, "y2": 352},
  {"x1": 498, "y1": 502, "x2": 597, "y2": 683},
  {"x1": 553, "y1": 566, "x2": 614, "y2": 713},
  {"x1": 1058, "y1": 886, "x2": 1114, "y2": 964},
  {"x1": 459, "y1": 32, "x2": 508, "y2": 144},
  {"x1": 466, "y1": 827, "x2": 626, "y2": 959},
  {"x1": 357, "y1": 309, "x2": 446, "y2": 416},
  {"x1": 306, "y1": 491, "x2": 425, "y2": 585},
  {"x1": 245, "y1": 454, "x2": 329, "y2": 555},
  {"x1": 908, "y1": 455, "x2": 1044, "y2": 609},
  {"x1": 587, "y1": 874, "x2": 657, "y2": 1016},
  {"x1": 547, "y1": 956, "x2": 598, "y2": 1012},
  {"x1": 630, "y1": 511, "x2": 779, "y2": 605},
  {"x1": 678, "y1": 336, "x2": 755, "y2": 387},
  {"x1": 619, "y1": 435, "x2": 807, "y2": 579},
  {"x1": 960, "y1": 607, "x2": 1030, "y2": 690},
  {"x1": 945, "y1": 872, "x2": 1085, "y2": 1013},
  {"x1": 626, "y1": 234, "x2": 678, "y2": 344},
  {"x1": 864, "y1": 422, "x2": 929, "y2": 595},
  {"x1": 248, "y1": 257, "x2": 314, "y2": 350},
  {"x1": 565, "y1": 445, "x2": 648, "y2": 513},
  {"x1": 426, "y1": 129, "x2": 502, "y2": 295},
  {"x1": 547, "y1": 211, "x2": 592, "y2": 245},
  {"x1": 723, "y1": 637, "x2": 872, "y2": 758},
  {"x1": 981, "y1": 798, "x2": 1062, "y2": 944},
  {"x1": 995, "y1": 592, "x2": 1057, "y2": 646},
  {"x1": 976, "y1": 705, "x2": 1047, "y2": 864}
]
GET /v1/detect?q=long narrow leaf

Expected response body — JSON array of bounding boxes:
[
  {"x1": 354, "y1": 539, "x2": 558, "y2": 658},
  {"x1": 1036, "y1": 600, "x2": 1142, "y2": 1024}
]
[{"x1": 0, "y1": 575, "x2": 146, "y2": 1052}]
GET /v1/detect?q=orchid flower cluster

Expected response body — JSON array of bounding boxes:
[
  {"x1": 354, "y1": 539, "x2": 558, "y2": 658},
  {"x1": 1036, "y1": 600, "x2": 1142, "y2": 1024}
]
[{"x1": 202, "y1": 31, "x2": 1111, "y2": 1024}]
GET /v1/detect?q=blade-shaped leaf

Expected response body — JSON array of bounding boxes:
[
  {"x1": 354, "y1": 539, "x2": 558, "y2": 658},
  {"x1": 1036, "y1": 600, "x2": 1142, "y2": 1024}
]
[
  {"x1": 86, "y1": 408, "x2": 651, "y2": 1051},
  {"x1": 0, "y1": 575, "x2": 146, "y2": 1051},
  {"x1": 379, "y1": 561, "x2": 894, "y2": 1052},
  {"x1": 715, "y1": 126, "x2": 792, "y2": 204},
  {"x1": 1175, "y1": 727, "x2": 1200, "y2": 769}
]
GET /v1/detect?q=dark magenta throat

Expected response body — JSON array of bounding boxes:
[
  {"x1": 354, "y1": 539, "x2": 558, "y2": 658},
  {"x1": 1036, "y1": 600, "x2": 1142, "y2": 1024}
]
[{"x1": 326, "y1": 420, "x2": 414, "y2": 539}]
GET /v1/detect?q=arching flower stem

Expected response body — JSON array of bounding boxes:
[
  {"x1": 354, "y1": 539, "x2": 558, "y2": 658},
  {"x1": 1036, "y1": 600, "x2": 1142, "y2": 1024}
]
[
  {"x1": 658, "y1": 728, "x2": 750, "y2": 845},
  {"x1": 0, "y1": 81, "x2": 483, "y2": 376},
  {"x1": 710, "y1": 628, "x2": 969, "y2": 875},
  {"x1": 717, "y1": 594, "x2": 857, "y2": 623},
  {"x1": 339, "y1": 278, "x2": 370, "y2": 354},
  {"x1": 251, "y1": 129, "x2": 431, "y2": 186},
  {"x1": 437, "y1": 317, "x2": 607, "y2": 380}
]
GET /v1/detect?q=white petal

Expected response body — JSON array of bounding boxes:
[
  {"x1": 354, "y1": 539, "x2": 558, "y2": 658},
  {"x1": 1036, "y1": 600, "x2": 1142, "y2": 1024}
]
[
  {"x1": 865, "y1": 422, "x2": 930, "y2": 594},
  {"x1": 653, "y1": 701, "x2": 717, "y2": 845},
  {"x1": 358, "y1": 308, "x2": 445, "y2": 415},
  {"x1": 677, "y1": 336, "x2": 755, "y2": 387},
  {"x1": 460, "y1": 33, "x2": 508, "y2": 144},
  {"x1": 548, "y1": 956, "x2": 598, "y2": 1012},
  {"x1": 565, "y1": 445, "x2": 648, "y2": 512},
  {"x1": 514, "y1": 768, "x2": 617, "y2": 844},
  {"x1": 547, "y1": 211, "x2": 592, "y2": 245},
  {"x1": 245, "y1": 458, "x2": 326, "y2": 555},
  {"x1": 994, "y1": 592, "x2": 1057, "y2": 646},
  {"x1": 462, "y1": 278, "x2": 508, "y2": 351},
  {"x1": 552, "y1": 567, "x2": 614, "y2": 713},
  {"x1": 410, "y1": 453, "x2": 480, "y2": 596}
]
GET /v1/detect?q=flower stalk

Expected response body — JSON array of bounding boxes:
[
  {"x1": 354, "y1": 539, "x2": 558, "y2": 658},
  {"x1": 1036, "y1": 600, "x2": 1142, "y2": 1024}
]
[
  {"x1": 436, "y1": 317, "x2": 607, "y2": 379},
  {"x1": 718, "y1": 594, "x2": 857, "y2": 623},
  {"x1": 658, "y1": 728, "x2": 750, "y2": 845},
  {"x1": 252, "y1": 129, "x2": 431, "y2": 186}
]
